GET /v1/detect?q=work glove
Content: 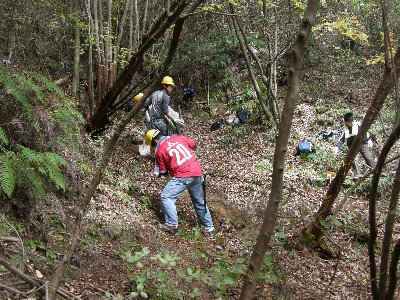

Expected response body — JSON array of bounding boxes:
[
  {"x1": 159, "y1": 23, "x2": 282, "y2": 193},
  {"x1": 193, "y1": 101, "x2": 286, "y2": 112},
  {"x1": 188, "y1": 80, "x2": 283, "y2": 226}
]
[
  {"x1": 174, "y1": 118, "x2": 184, "y2": 126},
  {"x1": 332, "y1": 146, "x2": 339, "y2": 154}
]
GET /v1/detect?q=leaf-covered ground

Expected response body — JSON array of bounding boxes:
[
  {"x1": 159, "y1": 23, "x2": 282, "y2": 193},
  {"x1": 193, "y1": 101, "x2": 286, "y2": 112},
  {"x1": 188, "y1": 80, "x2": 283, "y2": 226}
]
[
  {"x1": 57, "y1": 96, "x2": 398, "y2": 299},
  {"x1": 1, "y1": 52, "x2": 399, "y2": 300}
]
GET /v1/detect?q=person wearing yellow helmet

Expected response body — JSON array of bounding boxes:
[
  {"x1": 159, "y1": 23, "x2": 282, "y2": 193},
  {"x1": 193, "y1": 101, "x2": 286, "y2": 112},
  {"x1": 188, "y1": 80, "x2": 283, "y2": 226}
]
[
  {"x1": 133, "y1": 93, "x2": 144, "y2": 103},
  {"x1": 144, "y1": 76, "x2": 184, "y2": 136},
  {"x1": 144, "y1": 129, "x2": 215, "y2": 235}
]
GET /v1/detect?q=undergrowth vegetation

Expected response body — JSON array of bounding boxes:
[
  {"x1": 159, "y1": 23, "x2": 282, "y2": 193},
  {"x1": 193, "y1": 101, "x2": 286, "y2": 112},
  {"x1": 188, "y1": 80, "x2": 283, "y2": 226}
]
[{"x1": 0, "y1": 63, "x2": 83, "y2": 204}]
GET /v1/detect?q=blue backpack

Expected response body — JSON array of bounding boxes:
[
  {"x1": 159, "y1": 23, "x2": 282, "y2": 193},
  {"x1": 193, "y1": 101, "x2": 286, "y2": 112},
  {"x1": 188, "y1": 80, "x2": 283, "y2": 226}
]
[{"x1": 296, "y1": 140, "x2": 315, "y2": 155}]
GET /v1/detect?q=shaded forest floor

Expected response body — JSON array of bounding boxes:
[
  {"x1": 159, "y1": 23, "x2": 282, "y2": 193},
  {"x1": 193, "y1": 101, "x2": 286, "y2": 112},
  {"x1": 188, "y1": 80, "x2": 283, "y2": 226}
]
[
  {"x1": 1, "y1": 52, "x2": 399, "y2": 299},
  {"x1": 54, "y1": 101, "x2": 397, "y2": 299}
]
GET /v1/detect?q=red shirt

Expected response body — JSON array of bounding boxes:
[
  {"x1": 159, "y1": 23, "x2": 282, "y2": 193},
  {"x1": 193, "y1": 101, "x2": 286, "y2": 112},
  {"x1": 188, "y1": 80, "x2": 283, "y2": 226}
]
[{"x1": 155, "y1": 135, "x2": 202, "y2": 178}]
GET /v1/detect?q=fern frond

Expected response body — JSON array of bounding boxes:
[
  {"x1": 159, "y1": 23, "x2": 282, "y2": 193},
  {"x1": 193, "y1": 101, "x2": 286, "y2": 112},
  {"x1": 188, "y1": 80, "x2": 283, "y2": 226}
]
[
  {"x1": 0, "y1": 127, "x2": 9, "y2": 145},
  {"x1": 43, "y1": 152, "x2": 67, "y2": 190},
  {"x1": 26, "y1": 74, "x2": 46, "y2": 104},
  {"x1": 30, "y1": 72, "x2": 64, "y2": 98},
  {"x1": 44, "y1": 152, "x2": 67, "y2": 166},
  {"x1": 23, "y1": 167, "x2": 45, "y2": 198},
  {"x1": 0, "y1": 153, "x2": 17, "y2": 197},
  {"x1": 16, "y1": 145, "x2": 67, "y2": 191},
  {"x1": 0, "y1": 63, "x2": 10, "y2": 85},
  {"x1": 17, "y1": 145, "x2": 40, "y2": 165},
  {"x1": 4, "y1": 76, "x2": 35, "y2": 121}
]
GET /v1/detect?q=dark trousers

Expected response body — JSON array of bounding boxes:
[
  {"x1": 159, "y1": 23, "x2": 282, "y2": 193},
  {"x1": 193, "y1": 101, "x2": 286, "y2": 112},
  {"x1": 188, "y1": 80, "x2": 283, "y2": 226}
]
[
  {"x1": 353, "y1": 144, "x2": 376, "y2": 175},
  {"x1": 150, "y1": 117, "x2": 179, "y2": 136}
]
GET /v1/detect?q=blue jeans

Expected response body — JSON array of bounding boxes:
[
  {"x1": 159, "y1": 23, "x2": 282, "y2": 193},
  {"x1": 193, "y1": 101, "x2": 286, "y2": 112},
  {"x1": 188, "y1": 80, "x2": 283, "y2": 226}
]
[{"x1": 160, "y1": 176, "x2": 214, "y2": 229}]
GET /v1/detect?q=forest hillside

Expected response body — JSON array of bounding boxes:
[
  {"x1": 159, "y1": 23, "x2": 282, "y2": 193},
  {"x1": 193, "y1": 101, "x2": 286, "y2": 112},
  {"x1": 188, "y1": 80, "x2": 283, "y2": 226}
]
[{"x1": 0, "y1": 1, "x2": 400, "y2": 300}]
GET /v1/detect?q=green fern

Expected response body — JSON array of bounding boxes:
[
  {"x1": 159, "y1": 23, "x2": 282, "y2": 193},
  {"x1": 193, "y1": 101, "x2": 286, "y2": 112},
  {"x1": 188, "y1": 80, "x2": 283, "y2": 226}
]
[
  {"x1": 0, "y1": 153, "x2": 17, "y2": 197},
  {"x1": 18, "y1": 145, "x2": 41, "y2": 165},
  {"x1": 0, "y1": 145, "x2": 67, "y2": 198},
  {"x1": 17, "y1": 145, "x2": 67, "y2": 191},
  {"x1": 42, "y1": 152, "x2": 67, "y2": 190},
  {"x1": 23, "y1": 166, "x2": 45, "y2": 198},
  {"x1": 0, "y1": 64, "x2": 83, "y2": 198},
  {"x1": 0, "y1": 63, "x2": 84, "y2": 145},
  {"x1": 2, "y1": 72, "x2": 35, "y2": 121},
  {"x1": 0, "y1": 127, "x2": 9, "y2": 145},
  {"x1": 30, "y1": 72, "x2": 65, "y2": 99}
]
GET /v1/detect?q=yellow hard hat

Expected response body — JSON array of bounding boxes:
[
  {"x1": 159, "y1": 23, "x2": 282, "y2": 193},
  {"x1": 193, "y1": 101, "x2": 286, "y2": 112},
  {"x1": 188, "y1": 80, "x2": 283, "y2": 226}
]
[
  {"x1": 161, "y1": 76, "x2": 175, "y2": 86},
  {"x1": 133, "y1": 93, "x2": 144, "y2": 103},
  {"x1": 145, "y1": 129, "x2": 160, "y2": 145}
]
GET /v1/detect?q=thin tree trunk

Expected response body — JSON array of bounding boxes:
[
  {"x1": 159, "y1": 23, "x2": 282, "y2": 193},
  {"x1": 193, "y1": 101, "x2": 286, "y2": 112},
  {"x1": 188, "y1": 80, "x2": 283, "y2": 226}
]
[
  {"x1": 385, "y1": 239, "x2": 400, "y2": 300},
  {"x1": 309, "y1": 46, "x2": 400, "y2": 243},
  {"x1": 270, "y1": 7, "x2": 280, "y2": 123},
  {"x1": 367, "y1": 124, "x2": 400, "y2": 299},
  {"x1": 106, "y1": 0, "x2": 113, "y2": 89},
  {"x1": 72, "y1": 0, "x2": 81, "y2": 97},
  {"x1": 86, "y1": 0, "x2": 95, "y2": 118},
  {"x1": 142, "y1": 0, "x2": 149, "y2": 34},
  {"x1": 239, "y1": 1, "x2": 320, "y2": 299},
  {"x1": 129, "y1": 0, "x2": 134, "y2": 54},
  {"x1": 229, "y1": 5, "x2": 275, "y2": 125},
  {"x1": 135, "y1": 0, "x2": 140, "y2": 47},
  {"x1": 93, "y1": 0, "x2": 103, "y2": 104},
  {"x1": 380, "y1": 0, "x2": 400, "y2": 127},
  {"x1": 378, "y1": 157, "x2": 400, "y2": 299},
  {"x1": 112, "y1": 0, "x2": 131, "y2": 85}
]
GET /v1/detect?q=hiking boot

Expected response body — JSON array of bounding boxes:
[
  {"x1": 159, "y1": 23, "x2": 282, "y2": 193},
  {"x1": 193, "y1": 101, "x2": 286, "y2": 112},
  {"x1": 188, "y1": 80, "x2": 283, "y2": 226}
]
[
  {"x1": 157, "y1": 223, "x2": 178, "y2": 234},
  {"x1": 202, "y1": 226, "x2": 216, "y2": 235}
]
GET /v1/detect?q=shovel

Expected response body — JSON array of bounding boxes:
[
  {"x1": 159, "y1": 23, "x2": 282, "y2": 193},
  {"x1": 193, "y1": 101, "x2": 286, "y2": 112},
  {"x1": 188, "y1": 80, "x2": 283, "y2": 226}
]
[{"x1": 138, "y1": 139, "x2": 150, "y2": 156}]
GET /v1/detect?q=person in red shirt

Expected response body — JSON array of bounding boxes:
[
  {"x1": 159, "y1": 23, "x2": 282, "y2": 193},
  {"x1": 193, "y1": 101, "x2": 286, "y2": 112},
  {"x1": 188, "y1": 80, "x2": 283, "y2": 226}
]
[{"x1": 145, "y1": 129, "x2": 215, "y2": 235}]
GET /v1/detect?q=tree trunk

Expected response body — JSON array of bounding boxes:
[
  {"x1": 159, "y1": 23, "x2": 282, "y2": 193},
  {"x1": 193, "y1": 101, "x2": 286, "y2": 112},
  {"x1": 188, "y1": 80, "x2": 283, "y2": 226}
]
[
  {"x1": 142, "y1": 0, "x2": 149, "y2": 34},
  {"x1": 86, "y1": 0, "x2": 95, "y2": 118},
  {"x1": 380, "y1": 0, "x2": 400, "y2": 127},
  {"x1": 367, "y1": 124, "x2": 400, "y2": 299},
  {"x1": 308, "y1": 47, "x2": 400, "y2": 243},
  {"x1": 128, "y1": 0, "x2": 134, "y2": 54},
  {"x1": 239, "y1": 1, "x2": 320, "y2": 299},
  {"x1": 93, "y1": 0, "x2": 103, "y2": 105},
  {"x1": 134, "y1": 0, "x2": 140, "y2": 48},
  {"x1": 72, "y1": 0, "x2": 81, "y2": 97},
  {"x1": 386, "y1": 239, "x2": 400, "y2": 300},
  {"x1": 379, "y1": 157, "x2": 400, "y2": 299},
  {"x1": 112, "y1": 0, "x2": 131, "y2": 86},
  {"x1": 229, "y1": 5, "x2": 275, "y2": 125},
  {"x1": 106, "y1": 0, "x2": 112, "y2": 89}
]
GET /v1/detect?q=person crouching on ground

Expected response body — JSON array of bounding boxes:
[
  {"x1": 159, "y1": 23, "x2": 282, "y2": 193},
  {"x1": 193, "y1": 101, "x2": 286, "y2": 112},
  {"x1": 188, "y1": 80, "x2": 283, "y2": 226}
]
[
  {"x1": 332, "y1": 112, "x2": 376, "y2": 175},
  {"x1": 144, "y1": 76, "x2": 184, "y2": 136},
  {"x1": 145, "y1": 129, "x2": 215, "y2": 235}
]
